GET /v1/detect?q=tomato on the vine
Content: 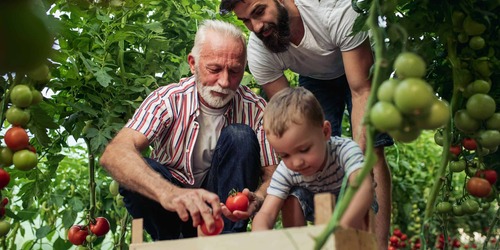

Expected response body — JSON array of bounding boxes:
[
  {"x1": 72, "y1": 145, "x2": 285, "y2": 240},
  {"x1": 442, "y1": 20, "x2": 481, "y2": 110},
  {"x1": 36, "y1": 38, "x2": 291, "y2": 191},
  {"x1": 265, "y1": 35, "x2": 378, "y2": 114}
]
[
  {"x1": 370, "y1": 102, "x2": 403, "y2": 132},
  {"x1": 5, "y1": 106, "x2": 30, "y2": 127},
  {"x1": 226, "y1": 191, "x2": 249, "y2": 212},
  {"x1": 454, "y1": 109, "x2": 480, "y2": 133},
  {"x1": 12, "y1": 149, "x2": 38, "y2": 171},
  {"x1": 436, "y1": 201, "x2": 452, "y2": 213},
  {"x1": 393, "y1": 52, "x2": 427, "y2": 78},
  {"x1": 90, "y1": 217, "x2": 110, "y2": 237},
  {"x1": 67, "y1": 225, "x2": 89, "y2": 245},
  {"x1": 200, "y1": 216, "x2": 224, "y2": 236},
  {"x1": 10, "y1": 84, "x2": 33, "y2": 108},
  {"x1": 0, "y1": 169, "x2": 10, "y2": 190},
  {"x1": 462, "y1": 138, "x2": 477, "y2": 150},
  {"x1": 475, "y1": 169, "x2": 497, "y2": 185},
  {"x1": 449, "y1": 145, "x2": 462, "y2": 157},
  {"x1": 462, "y1": 199, "x2": 480, "y2": 214},
  {"x1": 4, "y1": 126, "x2": 30, "y2": 151},
  {"x1": 0, "y1": 147, "x2": 13, "y2": 167},
  {"x1": 0, "y1": 221, "x2": 10, "y2": 237},
  {"x1": 449, "y1": 160, "x2": 466, "y2": 172},
  {"x1": 466, "y1": 177, "x2": 492, "y2": 198},
  {"x1": 466, "y1": 93, "x2": 495, "y2": 121}
]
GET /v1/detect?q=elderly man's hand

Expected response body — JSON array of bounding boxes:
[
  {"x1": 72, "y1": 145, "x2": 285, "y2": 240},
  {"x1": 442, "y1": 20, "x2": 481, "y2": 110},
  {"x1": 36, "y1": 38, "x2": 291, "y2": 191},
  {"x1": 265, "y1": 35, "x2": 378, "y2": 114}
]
[{"x1": 220, "y1": 188, "x2": 263, "y2": 222}]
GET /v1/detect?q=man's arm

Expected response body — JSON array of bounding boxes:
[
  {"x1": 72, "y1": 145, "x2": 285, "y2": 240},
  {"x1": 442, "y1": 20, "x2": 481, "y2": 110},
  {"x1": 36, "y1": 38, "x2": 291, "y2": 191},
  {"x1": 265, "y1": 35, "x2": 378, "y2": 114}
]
[
  {"x1": 99, "y1": 128, "x2": 222, "y2": 229},
  {"x1": 341, "y1": 39, "x2": 374, "y2": 149},
  {"x1": 261, "y1": 75, "x2": 290, "y2": 99}
]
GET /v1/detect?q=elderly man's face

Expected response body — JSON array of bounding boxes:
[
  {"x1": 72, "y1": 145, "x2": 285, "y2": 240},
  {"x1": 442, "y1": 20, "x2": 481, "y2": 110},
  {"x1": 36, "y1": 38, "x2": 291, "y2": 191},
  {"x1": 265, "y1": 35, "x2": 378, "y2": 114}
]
[
  {"x1": 189, "y1": 31, "x2": 246, "y2": 109},
  {"x1": 233, "y1": 0, "x2": 290, "y2": 53}
]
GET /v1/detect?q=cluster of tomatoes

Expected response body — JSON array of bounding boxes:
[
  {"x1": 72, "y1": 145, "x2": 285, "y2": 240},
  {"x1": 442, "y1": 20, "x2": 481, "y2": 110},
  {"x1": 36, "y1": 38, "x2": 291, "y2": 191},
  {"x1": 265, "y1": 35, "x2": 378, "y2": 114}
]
[
  {"x1": 1, "y1": 78, "x2": 45, "y2": 172},
  {"x1": 67, "y1": 217, "x2": 111, "y2": 247},
  {"x1": 388, "y1": 228, "x2": 409, "y2": 249},
  {"x1": 370, "y1": 52, "x2": 449, "y2": 143},
  {"x1": 199, "y1": 190, "x2": 249, "y2": 236}
]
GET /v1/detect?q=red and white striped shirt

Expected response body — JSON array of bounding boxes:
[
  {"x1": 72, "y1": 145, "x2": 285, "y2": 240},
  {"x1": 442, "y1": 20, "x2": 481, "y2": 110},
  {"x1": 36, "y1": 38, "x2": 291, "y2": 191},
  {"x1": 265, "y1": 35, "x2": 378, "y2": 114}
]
[{"x1": 126, "y1": 76, "x2": 279, "y2": 185}]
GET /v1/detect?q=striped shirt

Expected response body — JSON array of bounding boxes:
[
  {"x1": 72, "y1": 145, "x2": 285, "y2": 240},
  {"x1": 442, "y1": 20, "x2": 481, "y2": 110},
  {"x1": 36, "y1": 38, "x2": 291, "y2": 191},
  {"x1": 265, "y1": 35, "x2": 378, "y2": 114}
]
[
  {"x1": 267, "y1": 136, "x2": 364, "y2": 199},
  {"x1": 126, "y1": 76, "x2": 279, "y2": 185}
]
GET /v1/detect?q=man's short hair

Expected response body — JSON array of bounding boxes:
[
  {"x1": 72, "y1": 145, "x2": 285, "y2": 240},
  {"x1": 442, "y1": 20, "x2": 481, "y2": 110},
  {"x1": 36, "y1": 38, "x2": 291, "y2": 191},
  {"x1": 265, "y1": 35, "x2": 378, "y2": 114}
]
[{"x1": 263, "y1": 87, "x2": 325, "y2": 138}]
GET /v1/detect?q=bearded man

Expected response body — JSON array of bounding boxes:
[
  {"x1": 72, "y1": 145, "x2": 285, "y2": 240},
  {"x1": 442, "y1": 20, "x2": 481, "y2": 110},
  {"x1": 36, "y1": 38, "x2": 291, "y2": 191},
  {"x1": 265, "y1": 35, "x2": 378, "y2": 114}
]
[{"x1": 220, "y1": 0, "x2": 394, "y2": 249}]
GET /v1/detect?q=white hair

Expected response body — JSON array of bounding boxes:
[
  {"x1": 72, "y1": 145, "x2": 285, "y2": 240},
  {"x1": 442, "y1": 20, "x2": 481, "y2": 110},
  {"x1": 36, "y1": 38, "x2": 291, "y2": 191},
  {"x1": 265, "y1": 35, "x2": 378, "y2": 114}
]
[{"x1": 190, "y1": 20, "x2": 247, "y2": 61}]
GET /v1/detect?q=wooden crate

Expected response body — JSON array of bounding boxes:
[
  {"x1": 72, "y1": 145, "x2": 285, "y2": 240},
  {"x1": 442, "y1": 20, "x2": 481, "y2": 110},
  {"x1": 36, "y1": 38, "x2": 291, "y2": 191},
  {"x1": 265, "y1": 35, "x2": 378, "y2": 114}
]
[{"x1": 129, "y1": 193, "x2": 377, "y2": 250}]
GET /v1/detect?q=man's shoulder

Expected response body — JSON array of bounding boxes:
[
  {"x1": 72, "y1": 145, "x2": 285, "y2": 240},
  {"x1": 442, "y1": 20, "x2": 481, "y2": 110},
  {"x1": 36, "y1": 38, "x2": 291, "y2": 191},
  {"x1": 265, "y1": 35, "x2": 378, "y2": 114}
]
[
  {"x1": 236, "y1": 85, "x2": 267, "y2": 105},
  {"x1": 154, "y1": 76, "x2": 196, "y2": 96}
]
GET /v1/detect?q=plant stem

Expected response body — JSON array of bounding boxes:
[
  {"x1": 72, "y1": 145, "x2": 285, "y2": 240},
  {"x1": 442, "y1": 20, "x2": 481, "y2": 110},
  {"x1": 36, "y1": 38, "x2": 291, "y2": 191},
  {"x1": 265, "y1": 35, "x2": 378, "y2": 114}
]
[
  {"x1": 86, "y1": 138, "x2": 97, "y2": 220},
  {"x1": 313, "y1": 0, "x2": 388, "y2": 248}
]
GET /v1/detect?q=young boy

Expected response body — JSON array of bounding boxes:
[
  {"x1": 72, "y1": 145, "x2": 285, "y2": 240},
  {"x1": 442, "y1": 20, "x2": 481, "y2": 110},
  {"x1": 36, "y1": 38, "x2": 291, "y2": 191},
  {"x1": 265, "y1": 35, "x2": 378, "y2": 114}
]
[{"x1": 252, "y1": 87, "x2": 374, "y2": 231}]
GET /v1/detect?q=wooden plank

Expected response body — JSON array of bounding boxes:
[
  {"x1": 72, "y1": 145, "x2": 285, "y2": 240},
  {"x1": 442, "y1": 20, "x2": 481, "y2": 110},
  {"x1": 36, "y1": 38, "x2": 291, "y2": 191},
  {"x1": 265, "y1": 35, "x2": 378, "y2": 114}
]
[
  {"x1": 130, "y1": 224, "x2": 335, "y2": 250},
  {"x1": 314, "y1": 192, "x2": 335, "y2": 225},
  {"x1": 131, "y1": 218, "x2": 143, "y2": 244}
]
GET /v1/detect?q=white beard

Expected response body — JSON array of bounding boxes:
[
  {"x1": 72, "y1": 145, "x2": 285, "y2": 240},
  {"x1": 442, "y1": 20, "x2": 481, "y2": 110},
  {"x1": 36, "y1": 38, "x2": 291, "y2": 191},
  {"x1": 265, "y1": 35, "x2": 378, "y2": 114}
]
[{"x1": 196, "y1": 79, "x2": 235, "y2": 108}]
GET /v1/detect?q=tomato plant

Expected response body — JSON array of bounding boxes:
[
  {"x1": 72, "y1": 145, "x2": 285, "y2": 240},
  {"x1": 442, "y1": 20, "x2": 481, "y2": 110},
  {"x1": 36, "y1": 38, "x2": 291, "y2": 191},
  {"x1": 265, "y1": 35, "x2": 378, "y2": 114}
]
[
  {"x1": 466, "y1": 177, "x2": 492, "y2": 198},
  {"x1": 4, "y1": 126, "x2": 30, "y2": 151},
  {"x1": 68, "y1": 225, "x2": 89, "y2": 245},
  {"x1": 200, "y1": 216, "x2": 224, "y2": 236},
  {"x1": 226, "y1": 191, "x2": 249, "y2": 212}
]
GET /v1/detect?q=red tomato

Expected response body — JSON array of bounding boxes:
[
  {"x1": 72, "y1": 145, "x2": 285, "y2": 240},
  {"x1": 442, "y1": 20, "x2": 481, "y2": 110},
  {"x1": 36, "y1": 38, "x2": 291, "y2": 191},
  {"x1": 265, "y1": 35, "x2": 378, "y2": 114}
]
[
  {"x1": 475, "y1": 169, "x2": 497, "y2": 185},
  {"x1": 4, "y1": 127, "x2": 30, "y2": 151},
  {"x1": 67, "y1": 225, "x2": 89, "y2": 245},
  {"x1": 449, "y1": 145, "x2": 462, "y2": 157},
  {"x1": 226, "y1": 192, "x2": 249, "y2": 212},
  {"x1": 1, "y1": 198, "x2": 8, "y2": 206},
  {"x1": 389, "y1": 235, "x2": 399, "y2": 244},
  {"x1": 401, "y1": 233, "x2": 408, "y2": 241},
  {"x1": 393, "y1": 228, "x2": 403, "y2": 238},
  {"x1": 26, "y1": 145, "x2": 36, "y2": 154},
  {"x1": 90, "y1": 217, "x2": 110, "y2": 237},
  {"x1": 200, "y1": 217, "x2": 224, "y2": 236},
  {"x1": 462, "y1": 138, "x2": 477, "y2": 150},
  {"x1": 466, "y1": 177, "x2": 492, "y2": 198},
  {"x1": 0, "y1": 169, "x2": 10, "y2": 190}
]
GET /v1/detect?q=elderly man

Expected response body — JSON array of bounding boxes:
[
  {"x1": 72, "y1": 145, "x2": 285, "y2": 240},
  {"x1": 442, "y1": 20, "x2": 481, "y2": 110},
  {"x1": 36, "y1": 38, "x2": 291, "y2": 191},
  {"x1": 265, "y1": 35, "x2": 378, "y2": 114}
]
[{"x1": 100, "y1": 20, "x2": 278, "y2": 240}]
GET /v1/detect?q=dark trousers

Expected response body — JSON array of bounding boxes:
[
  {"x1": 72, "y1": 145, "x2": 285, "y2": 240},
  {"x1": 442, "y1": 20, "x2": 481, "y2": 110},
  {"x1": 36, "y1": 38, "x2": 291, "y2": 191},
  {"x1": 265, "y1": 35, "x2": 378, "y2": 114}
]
[
  {"x1": 299, "y1": 75, "x2": 393, "y2": 147},
  {"x1": 119, "y1": 124, "x2": 261, "y2": 240}
]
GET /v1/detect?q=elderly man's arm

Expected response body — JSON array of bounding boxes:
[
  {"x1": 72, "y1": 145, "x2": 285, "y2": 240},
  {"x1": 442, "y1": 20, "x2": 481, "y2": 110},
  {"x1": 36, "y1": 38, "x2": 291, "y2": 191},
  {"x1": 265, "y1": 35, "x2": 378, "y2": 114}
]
[{"x1": 99, "y1": 127, "x2": 222, "y2": 228}]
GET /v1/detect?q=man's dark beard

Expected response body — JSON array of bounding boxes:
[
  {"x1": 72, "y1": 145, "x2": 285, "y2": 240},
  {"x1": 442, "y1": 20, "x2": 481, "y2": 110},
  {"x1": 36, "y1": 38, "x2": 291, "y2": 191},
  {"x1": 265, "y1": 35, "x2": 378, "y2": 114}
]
[{"x1": 256, "y1": 2, "x2": 290, "y2": 53}]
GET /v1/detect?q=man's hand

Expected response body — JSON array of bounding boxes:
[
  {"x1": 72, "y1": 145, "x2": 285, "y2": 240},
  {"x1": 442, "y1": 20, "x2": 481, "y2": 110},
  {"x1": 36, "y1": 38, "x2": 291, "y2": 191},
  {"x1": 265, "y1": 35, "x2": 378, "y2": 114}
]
[
  {"x1": 161, "y1": 188, "x2": 221, "y2": 231},
  {"x1": 220, "y1": 188, "x2": 263, "y2": 222}
]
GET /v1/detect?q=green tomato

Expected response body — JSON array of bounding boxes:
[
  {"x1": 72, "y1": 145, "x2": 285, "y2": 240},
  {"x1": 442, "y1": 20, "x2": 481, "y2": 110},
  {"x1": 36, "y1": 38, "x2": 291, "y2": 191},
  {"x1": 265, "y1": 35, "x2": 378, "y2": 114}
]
[
  {"x1": 394, "y1": 78, "x2": 435, "y2": 116},
  {"x1": 416, "y1": 98, "x2": 450, "y2": 130},
  {"x1": 0, "y1": 221, "x2": 10, "y2": 237},
  {"x1": 5, "y1": 106, "x2": 30, "y2": 127},
  {"x1": 469, "y1": 36, "x2": 485, "y2": 50},
  {"x1": 376, "y1": 78, "x2": 399, "y2": 102},
  {"x1": 449, "y1": 159, "x2": 466, "y2": 172},
  {"x1": 466, "y1": 93, "x2": 496, "y2": 120},
  {"x1": 462, "y1": 199, "x2": 480, "y2": 214},
  {"x1": 13, "y1": 149, "x2": 38, "y2": 171},
  {"x1": 369, "y1": 101, "x2": 403, "y2": 132},
  {"x1": 485, "y1": 113, "x2": 500, "y2": 130},
  {"x1": 463, "y1": 16, "x2": 486, "y2": 36},
  {"x1": 388, "y1": 127, "x2": 422, "y2": 143},
  {"x1": 10, "y1": 84, "x2": 33, "y2": 108},
  {"x1": 434, "y1": 130, "x2": 444, "y2": 146},
  {"x1": 477, "y1": 130, "x2": 500, "y2": 149},
  {"x1": 0, "y1": 147, "x2": 14, "y2": 167},
  {"x1": 30, "y1": 89, "x2": 43, "y2": 105},
  {"x1": 109, "y1": 180, "x2": 120, "y2": 196},
  {"x1": 393, "y1": 52, "x2": 427, "y2": 79},
  {"x1": 436, "y1": 201, "x2": 452, "y2": 213},
  {"x1": 454, "y1": 109, "x2": 480, "y2": 133},
  {"x1": 27, "y1": 64, "x2": 50, "y2": 82},
  {"x1": 452, "y1": 204, "x2": 465, "y2": 216}
]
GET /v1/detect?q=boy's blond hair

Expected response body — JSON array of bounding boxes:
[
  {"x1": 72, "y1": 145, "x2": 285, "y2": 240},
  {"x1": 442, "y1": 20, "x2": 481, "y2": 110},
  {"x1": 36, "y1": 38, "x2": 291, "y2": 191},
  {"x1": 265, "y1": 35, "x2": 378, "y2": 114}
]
[{"x1": 263, "y1": 87, "x2": 325, "y2": 138}]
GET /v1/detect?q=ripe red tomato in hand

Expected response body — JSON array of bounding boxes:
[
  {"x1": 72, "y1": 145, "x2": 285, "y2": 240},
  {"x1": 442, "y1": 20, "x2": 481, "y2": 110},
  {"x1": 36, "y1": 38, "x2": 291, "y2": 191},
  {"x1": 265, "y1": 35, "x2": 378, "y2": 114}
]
[
  {"x1": 200, "y1": 216, "x2": 224, "y2": 236},
  {"x1": 90, "y1": 217, "x2": 110, "y2": 237},
  {"x1": 466, "y1": 177, "x2": 492, "y2": 198},
  {"x1": 462, "y1": 138, "x2": 477, "y2": 150},
  {"x1": 0, "y1": 168, "x2": 10, "y2": 189},
  {"x1": 4, "y1": 127, "x2": 30, "y2": 151},
  {"x1": 68, "y1": 225, "x2": 89, "y2": 245},
  {"x1": 226, "y1": 192, "x2": 249, "y2": 212},
  {"x1": 475, "y1": 169, "x2": 497, "y2": 185}
]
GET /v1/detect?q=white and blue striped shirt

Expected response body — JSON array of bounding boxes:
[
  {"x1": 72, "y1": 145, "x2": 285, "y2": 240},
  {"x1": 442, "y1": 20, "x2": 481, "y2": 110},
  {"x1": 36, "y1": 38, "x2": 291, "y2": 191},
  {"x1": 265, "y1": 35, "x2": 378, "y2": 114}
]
[{"x1": 267, "y1": 136, "x2": 364, "y2": 199}]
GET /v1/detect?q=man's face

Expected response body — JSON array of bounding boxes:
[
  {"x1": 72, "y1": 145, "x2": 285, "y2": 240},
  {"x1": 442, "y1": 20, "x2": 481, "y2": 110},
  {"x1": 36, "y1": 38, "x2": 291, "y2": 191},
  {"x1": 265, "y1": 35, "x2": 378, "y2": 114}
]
[
  {"x1": 188, "y1": 32, "x2": 246, "y2": 109},
  {"x1": 233, "y1": 0, "x2": 290, "y2": 53}
]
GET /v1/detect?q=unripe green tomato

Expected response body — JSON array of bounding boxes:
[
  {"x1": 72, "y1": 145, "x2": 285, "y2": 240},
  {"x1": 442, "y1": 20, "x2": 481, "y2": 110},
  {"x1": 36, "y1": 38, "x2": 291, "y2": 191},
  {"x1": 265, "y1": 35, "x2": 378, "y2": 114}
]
[
  {"x1": 485, "y1": 113, "x2": 500, "y2": 130},
  {"x1": 10, "y1": 84, "x2": 33, "y2": 108},
  {"x1": 0, "y1": 147, "x2": 14, "y2": 167},
  {"x1": 0, "y1": 221, "x2": 11, "y2": 237},
  {"x1": 13, "y1": 149, "x2": 38, "y2": 171},
  {"x1": 369, "y1": 101, "x2": 403, "y2": 132},
  {"x1": 5, "y1": 106, "x2": 30, "y2": 127},
  {"x1": 466, "y1": 93, "x2": 496, "y2": 121},
  {"x1": 376, "y1": 78, "x2": 399, "y2": 102},
  {"x1": 436, "y1": 201, "x2": 452, "y2": 213},
  {"x1": 30, "y1": 89, "x2": 43, "y2": 105},
  {"x1": 449, "y1": 160, "x2": 466, "y2": 172},
  {"x1": 393, "y1": 52, "x2": 426, "y2": 79},
  {"x1": 463, "y1": 16, "x2": 486, "y2": 36},
  {"x1": 469, "y1": 36, "x2": 485, "y2": 50},
  {"x1": 109, "y1": 180, "x2": 120, "y2": 196}
]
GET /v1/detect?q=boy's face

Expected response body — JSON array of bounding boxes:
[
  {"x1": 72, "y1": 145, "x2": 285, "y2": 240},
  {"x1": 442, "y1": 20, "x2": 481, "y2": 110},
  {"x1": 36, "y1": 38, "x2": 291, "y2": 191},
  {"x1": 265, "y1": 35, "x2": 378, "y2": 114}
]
[{"x1": 268, "y1": 120, "x2": 331, "y2": 176}]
